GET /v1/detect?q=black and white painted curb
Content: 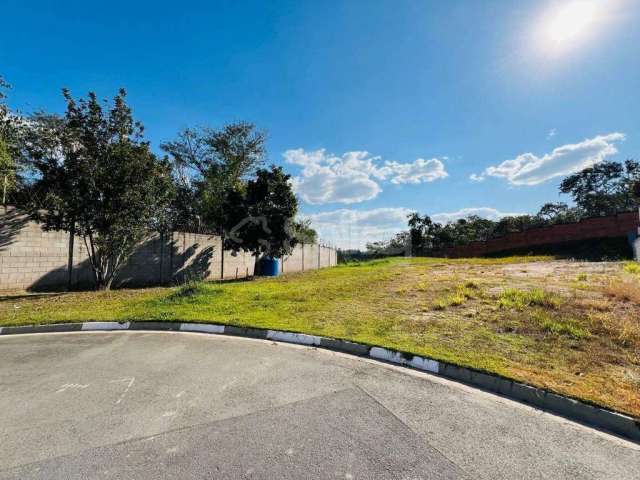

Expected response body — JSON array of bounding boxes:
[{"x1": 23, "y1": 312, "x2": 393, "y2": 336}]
[{"x1": 1, "y1": 321, "x2": 639, "y2": 443}]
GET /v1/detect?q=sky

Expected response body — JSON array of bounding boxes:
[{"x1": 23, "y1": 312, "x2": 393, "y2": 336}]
[{"x1": 1, "y1": 0, "x2": 639, "y2": 249}]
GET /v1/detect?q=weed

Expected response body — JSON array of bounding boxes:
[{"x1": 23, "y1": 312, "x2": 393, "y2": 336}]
[
  {"x1": 576, "y1": 273, "x2": 588, "y2": 282},
  {"x1": 464, "y1": 280, "x2": 480, "y2": 289},
  {"x1": 497, "y1": 288, "x2": 561, "y2": 310},
  {"x1": 432, "y1": 283, "x2": 477, "y2": 309},
  {"x1": 432, "y1": 299, "x2": 447, "y2": 310},
  {"x1": 604, "y1": 280, "x2": 640, "y2": 304},
  {"x1": 534, "y1": 312, "x2": 589, "y2": 339},
  {"x1": 166, "y1": 281, "x2": 207, "y2": 301},
  {"x1": 623, "y1": 262, "x2": 640, "y2": 275}
]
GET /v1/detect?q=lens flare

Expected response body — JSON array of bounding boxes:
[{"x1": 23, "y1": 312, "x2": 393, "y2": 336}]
[{"x1": 537, "y1": 0, "x2": 604, "y2": 53}]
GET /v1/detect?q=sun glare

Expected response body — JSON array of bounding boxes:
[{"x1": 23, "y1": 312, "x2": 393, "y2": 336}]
[{"x1": 537, "y1": 1, "x2": 604, "y2": 53}]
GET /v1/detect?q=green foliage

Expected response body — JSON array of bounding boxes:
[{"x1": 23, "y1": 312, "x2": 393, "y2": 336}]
[
  {"x1": 291, "y1": 218, "x2": 318, "y2": 244},
  {"x1": 366, "y1": 231, "x2": 410, "y2": 256},
  {"x1": 161, "y1": 123, "x2": 266, "y2": 233},
  {"x1": 533, "y1": 312, "x2": 590, "y2": 339},
  {"x1": 224, "y1": 166, "x2": 298, "y2": 259},
  {"x1": 560, "y1": 160, "x2": 640, "y2": 217},
  {"x1": 432, "y1": 282, "x2": 478, "y2": 309},
  {"x1": 497, "y1": 288, "x2": 561, "y2": 310},
  {"x1": 0, "y1": 136, "x2": 15, "y2": 204},
  {"x1": 167, "y1": 280, "x2": 210, "y2": 302},
  {"x1": 26, "y1": 89, "x2": 174, "y2": 289}
]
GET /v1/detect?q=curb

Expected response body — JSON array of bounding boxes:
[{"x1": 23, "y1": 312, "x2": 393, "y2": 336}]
[{"x1": 1, "y1": 321, "x2": 639, "y2": 443}]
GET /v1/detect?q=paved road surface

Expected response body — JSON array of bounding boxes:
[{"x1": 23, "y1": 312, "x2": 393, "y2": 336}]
[{"x1": 0, "y1": 331, "x2": 638, "y2": 479}]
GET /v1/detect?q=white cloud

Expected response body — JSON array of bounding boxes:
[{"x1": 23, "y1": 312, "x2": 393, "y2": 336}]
[
  {"x1": 469, "y1": 173, "x2": 485, "y2": 182},
  {"x1": 431, "y1": 207, "x2": 524, "y2": 224},
  {"x1": 307, "y1": 206, "x2": 527, "y2": 249},
  {"x1": 284, "y1": 149, "x2": 448, "y2": 205},
  {"x1": 472, "y1": 133, "x2": 625, "y2": 186},
  {"x1": 547, "y1": 128, "x2": 557, "y2": 139},
  {"x1": 306, "y1": 207, "x2": 412, "y2": 249},
  {"x1": 384, "y1": 158, "x2": 448, "y2": 185}
]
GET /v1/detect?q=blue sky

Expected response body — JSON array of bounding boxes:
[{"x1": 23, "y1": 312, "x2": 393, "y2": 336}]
[{"x1": 2, "y1": 0, "x2": 639, "y2": 248}]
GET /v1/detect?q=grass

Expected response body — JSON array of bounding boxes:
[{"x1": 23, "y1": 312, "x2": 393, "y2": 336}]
[
  {"x1": 497, "y1": 288, "x2": 561, "y2": 310},
  {"x1": 1, "y1": 255, "x2": 639, "y2": 418},
  {"x1": 623, "y1": 261, "x2": 640, "y2": 276}
]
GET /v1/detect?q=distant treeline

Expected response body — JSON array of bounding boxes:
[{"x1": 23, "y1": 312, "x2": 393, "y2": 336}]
[{"x1": 366, "y1": 160, "x2": 640, "y2": 257}]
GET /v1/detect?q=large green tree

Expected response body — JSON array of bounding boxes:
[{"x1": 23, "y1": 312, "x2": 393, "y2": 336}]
[
  {"x1": 559, "y1": 160, "x2": 640, "y2": 217},
  {"x1": 27, "y1": 89, "x2": 174, "y2": 290},
  {"x1": 224, "y1": 166, "x2": 298, "y2": 263},
  {"x1": 161, "y1": 122, "x2": 266, "y2": 232}
]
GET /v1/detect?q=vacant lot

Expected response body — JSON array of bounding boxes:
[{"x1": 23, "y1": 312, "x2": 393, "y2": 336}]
[{"x1": 1, "y1": 256, "x2": 639, "y2": 418}]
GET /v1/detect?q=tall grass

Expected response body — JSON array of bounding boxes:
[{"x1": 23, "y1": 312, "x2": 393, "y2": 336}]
[{"x1": 497, "y1": 288, "x2": 561, "y2": 310}]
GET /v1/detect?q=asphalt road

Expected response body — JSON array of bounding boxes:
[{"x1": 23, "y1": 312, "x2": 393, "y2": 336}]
[{"x1": 0, "y1": 332, "x2": 638, "y2": 479}]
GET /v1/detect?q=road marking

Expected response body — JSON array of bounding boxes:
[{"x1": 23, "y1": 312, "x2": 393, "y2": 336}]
[
  {"x1": 110, "y1": 377, "x2": 135, "y2": 405},
  {"x1": 56, "y1": 383, "x2": 89, "y2": 393}
]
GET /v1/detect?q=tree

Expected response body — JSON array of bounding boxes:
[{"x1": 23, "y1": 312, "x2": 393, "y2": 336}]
[
  {"x1": 224, "y1": 166, "x2": 298, "y2": 262},
  {"x1": 0, "y1": 76, "x2": 23, "y2": 205},
  {"x1": 536, "y1": 202, "x2": 581, "y2": 224},
  {"x1": 407, "y1": 212, "x2": 427, "y2": 254},
  {"x1": 291, "y1": 218, "x2": 318, "y2": 244},
  {"x1": 0, "y1": 137, "x2": 14, "y2": 205},
  {"x1": 161, "y1": 122, "x2": 266, "y2": 232},
  {"x1": 27, "y1": 89, "x2": 174, "y2": 290},
  {"x1": 559, "y1": 160, "x2": 640, "y2": 217},
  {"x1": 366, "y1": 231, "x2": 410, "y2": 257}
]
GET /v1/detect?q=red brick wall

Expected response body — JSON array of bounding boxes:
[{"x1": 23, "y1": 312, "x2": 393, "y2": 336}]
[{"x1": 436, "y1": 212, "x2": 639, "y2": 258}]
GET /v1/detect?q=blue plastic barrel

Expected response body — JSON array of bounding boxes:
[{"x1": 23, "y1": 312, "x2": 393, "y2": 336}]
[{"x1": 260, "y1": 257, "x2": 280, "y2": 276}]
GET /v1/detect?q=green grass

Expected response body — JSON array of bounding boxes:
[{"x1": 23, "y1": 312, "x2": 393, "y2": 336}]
[
  {"x1": 497, "y1": 288, "x2": 561, "y2": 310},
  {"x1": 432, "y1": 282, "x2": 480, "y2": 309},
  {"x1": 533, "y1": 312, "x2": 590, "y2": 339},
  {"x1": 1, "y1": 254, "x2": 638, "y2": 418}
]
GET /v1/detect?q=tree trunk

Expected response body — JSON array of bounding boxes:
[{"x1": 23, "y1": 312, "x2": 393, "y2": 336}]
[
  {"x1": 67, "y1": 220, "x2": 75, "y2": 291},
  {"x1": 220, "y1": 232, "x2": 225, "y2": 280},
  {"x1": 254, "y1": 253, "x2": 262, "y2": 276}
]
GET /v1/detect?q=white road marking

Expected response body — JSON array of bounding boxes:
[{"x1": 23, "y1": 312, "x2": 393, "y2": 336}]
[
  {"x1": 110, "y1": 377, "x2": 135, "y2": 405},
  {"x1": 56, "y1": 383, "x2": 89, "y2": 393}
]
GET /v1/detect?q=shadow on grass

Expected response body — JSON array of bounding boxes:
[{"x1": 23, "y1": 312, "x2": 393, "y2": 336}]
[{"x1": 0, "y1": 292, "x2": 67, "y2": 303}]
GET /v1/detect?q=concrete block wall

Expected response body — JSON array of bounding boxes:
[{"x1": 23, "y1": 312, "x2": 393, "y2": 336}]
[
  {"x1": 282, "y1": 244, "x2": 303, "y2": 273},
  {"x1": 0, "y1": 206, "x2": 336, "y2": 291},
  {"x1": 280, "y1": 243, "x2": 338, "y2": 274}
]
